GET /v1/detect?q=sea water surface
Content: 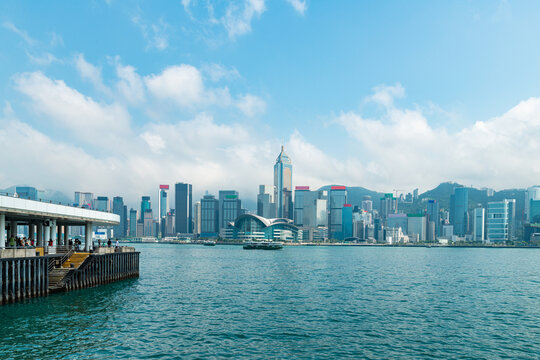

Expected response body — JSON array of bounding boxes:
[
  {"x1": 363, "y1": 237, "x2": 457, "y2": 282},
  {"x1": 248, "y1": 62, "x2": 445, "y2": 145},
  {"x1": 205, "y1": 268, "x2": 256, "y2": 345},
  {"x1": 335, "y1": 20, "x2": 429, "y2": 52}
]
[{"x1": 0, "y1": 244, "x2": 539, "y2": 359}]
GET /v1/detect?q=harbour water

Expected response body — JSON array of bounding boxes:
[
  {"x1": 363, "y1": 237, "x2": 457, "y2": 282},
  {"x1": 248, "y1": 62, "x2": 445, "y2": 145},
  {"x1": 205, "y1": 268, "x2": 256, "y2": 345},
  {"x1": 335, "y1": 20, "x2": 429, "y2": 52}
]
[{"x1": 0, "y1": 244, "x2": 538, "y2": 359}]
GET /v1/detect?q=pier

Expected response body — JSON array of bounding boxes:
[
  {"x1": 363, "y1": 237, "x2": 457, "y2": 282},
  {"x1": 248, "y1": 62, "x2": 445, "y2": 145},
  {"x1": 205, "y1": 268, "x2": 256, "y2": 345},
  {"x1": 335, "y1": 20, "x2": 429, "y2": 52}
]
[{"x1": 0, "y1": 194, "x2": 140, "y2": 305}]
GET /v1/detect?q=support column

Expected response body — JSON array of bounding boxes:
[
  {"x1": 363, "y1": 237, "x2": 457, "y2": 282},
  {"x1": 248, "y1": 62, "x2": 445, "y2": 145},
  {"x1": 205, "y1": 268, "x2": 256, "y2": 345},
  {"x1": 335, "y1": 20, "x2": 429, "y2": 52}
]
[
  {"x1": 57, "y1": 224, "x2": 63, "y2": 246},
  {"x1": 43, "y1": 221, "x2": 50, "y2": 251},
  {"x1": 10, "y1": 221, "x2": 17, "y2": 240},
  {"x1": 85, "y1": 222, "x2": 93, "y2": 252},
  {"x1": 50, "y1": 220, "x2": 57, "y2": 246},
  {"x1": 64, "y1": 225, "x2": 69, "y2": 246},
  {"x1": 28, "y1": 223, "x2": 34, "y2": 242},
  {"x1": 37, "y1": 224, "x2": 43, "y2": 246},
  {"x1": 0, "y1": 214, "x2": 5, "y2": 248}
]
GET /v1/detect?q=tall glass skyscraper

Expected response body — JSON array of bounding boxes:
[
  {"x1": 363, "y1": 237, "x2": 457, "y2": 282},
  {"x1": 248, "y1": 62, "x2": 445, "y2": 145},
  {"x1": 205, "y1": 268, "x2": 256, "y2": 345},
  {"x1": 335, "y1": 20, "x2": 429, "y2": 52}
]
[
  {"x1": 487, "y1": 199, "x2": 515, "y2": 243},
  {"x1": 219, "y1": 190, "x2": 241, "y2": 229},
  {"x1": 450, "y1": 187, "x2": 468, "y2": 236},
  {"x1": 140, "y1": 196, "x2": 151, "y2": 218},
  {"x1": 158, "y1": 185, "x2": 169, "y2": 237},
  {"x1": 175, "y1": 182, "x2": 193, "y2": 234},
  {"x1": 201, "y1": 194, "x2": 219, "y2": 236},
  {"x1": 274, "y1": 146, "x2": 293, "y2": 219},
  {"x1": 329, "y1": 186, "x2": 347, "y2": 240},
  {"x1": 112, "y1": 196, "x2": 127, "y2": 238},
  {"x1": 426, "y1": 199, "x2": 439, "y2": 237}
]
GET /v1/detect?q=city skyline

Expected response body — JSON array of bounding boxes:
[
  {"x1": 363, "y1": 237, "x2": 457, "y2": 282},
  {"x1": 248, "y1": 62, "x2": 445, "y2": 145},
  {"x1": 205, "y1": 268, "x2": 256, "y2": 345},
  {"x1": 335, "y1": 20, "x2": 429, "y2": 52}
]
[{"x1": 2, "y1": 2, "x2": 540, "y2": 203}]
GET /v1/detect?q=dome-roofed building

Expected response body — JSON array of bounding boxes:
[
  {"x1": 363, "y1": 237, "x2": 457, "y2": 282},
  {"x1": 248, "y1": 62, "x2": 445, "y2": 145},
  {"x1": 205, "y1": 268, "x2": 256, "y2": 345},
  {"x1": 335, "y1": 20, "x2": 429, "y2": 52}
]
[{"x1": 225, "y1": 213, "x2": 302, "y2": 242}]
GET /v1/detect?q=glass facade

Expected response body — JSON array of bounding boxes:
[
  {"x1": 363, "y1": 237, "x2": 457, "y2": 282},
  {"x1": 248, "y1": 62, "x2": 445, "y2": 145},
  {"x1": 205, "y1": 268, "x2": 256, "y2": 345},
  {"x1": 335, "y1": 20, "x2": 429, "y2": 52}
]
[
  {"x1": 450, "y1": 187, "x2": 468, "y2": 236},
  {"x1": 201, "y1": 194, "x2": 219, "y2": 236},
  {"x1": 487, "y1": 199, "x2": 515, "y2": 243},
  {"x1": 274, "y1": 146, "x2": 293, "y2": 219},
  {"x1": 342, "y1": 205, "x2": 353, "y2": 239},
  {"x1": 329, "y1": 186, "x2": 347, "y2": 240},
  {"x1": 219, "y1": 191, "x2": 241, "y2": 229},
  {"x1": 175, "y1": 182, "x2": 193, "y2": 234}
]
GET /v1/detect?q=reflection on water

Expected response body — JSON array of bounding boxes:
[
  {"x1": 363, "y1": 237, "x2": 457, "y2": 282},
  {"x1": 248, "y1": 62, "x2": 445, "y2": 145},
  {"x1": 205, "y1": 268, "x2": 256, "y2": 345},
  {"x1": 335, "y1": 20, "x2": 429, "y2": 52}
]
[{"x1": 0, "y1": 245, "x2": 539, "y2": 359}]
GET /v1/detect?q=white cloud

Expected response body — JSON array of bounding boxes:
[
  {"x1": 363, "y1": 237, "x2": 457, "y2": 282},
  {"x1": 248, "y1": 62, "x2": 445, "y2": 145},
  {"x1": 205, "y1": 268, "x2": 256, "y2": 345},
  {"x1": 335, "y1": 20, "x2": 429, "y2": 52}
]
[
  {"x1": 222, "y1": 0, "x2": 266, "y2": 38},
  {"x1": 26, "y1": 52, "x2": 59, "y2": 66},
  {"x1": 2, "y1": 22, "x2": 35, "y2": 46},
  {"x1": 236, "y1": 94, "x2": 266, "y2": 117},
  {"x1": 144, "y1": 64, "x2": 232, "y2": 108},
  {"x1": 202, "y1": 63, "x2": 240, "y2": 82},
  {"x1": 132, "y1": 16, "x2": 169, "y2": 51},
  {"x1": 13, "y1": 71, "x2": 130, "y2": 144},
  {"x1": 286, "y1": 0, "x2": 307, "y2": 15},
  {"x1": 336, "y1": 85, "x2": 540, "y2": 191},
  {"x1": 115, "y1": 62, "x2": 145, "y2": 104},
  {"x1": 75, "y1": 54, "x2": 111, "y2": 95}
]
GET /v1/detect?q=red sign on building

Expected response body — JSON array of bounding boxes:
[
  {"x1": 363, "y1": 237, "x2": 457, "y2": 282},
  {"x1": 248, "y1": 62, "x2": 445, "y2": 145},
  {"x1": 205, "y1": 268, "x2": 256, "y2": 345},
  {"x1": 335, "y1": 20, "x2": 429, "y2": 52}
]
[
  {"x1": 159, "y1": 185, "x2": 169, "y2": 190},
  {"x1": 295, "y1": 186, "x2": 310, "y2": 190},
  {"x1": 331, "y1": 185, "x2": 346, "y2": 190}
]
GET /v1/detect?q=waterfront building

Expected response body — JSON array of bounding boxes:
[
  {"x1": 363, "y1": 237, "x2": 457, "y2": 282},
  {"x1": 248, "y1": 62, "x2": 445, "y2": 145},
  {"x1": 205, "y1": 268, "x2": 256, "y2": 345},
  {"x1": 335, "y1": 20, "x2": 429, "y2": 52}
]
[
  {"x1": 379, "y1": 193, "x2": 397, "y2": 223},
  {"x1": 294, "y1": 187, "x2": 327, "y2": 228},
  {"x1": 74, "y1": 191, "x2": 94, "y2": 208},
  {"x1": 201, "y1": 194, "x2": 219, "y2": 237},
  {"x1": 426, "y1": 199, "x2": 440, "y2": 237},
  {"x1": 219, "y1": 190, "x2": 242, "y2": 230},
  {"x1": 524, "y1": 186, "x2": 540, "y2": 222},
  {"x1": 15, "y1": 186, "x2": 44, "y2": 201},
  {"x1": 232, "y1": 214, "x2": 302, "y2": 241},
  {"x1": 529, "y1": 199, "x2": 540, "y2": 223},
  {"x1": 328, "y1": 186, "x2": 347, "y2": 240},
  {"x1": 342, "y1": 204, "x2": 353, "y2": 239},
  {"x1": 158, "y1": 185, "x2": 169, "y2": 237},
  {"x1": 487, "y1": 199, "x2": 516, "y2": 243},
  {"x1": 385, "y1": 227, "x2": 409, "y2": 244},
  {"x1": 112, "y1": 196, "x2": 127, "y2": 238},
  {"x1": 294, "y1": 186, "x2": 309, "y2": 226},
  {"x1": 407, "y1": 214, "x2": 426, "y2": 242},
  {"x1": 473, "y1": 207, "x2": 485, "y2": 242},
  {"x1": 361, "y1": 196, "x2": 373, "y2": 212},
  {"x1": 193, "y1": 202, "x2": 201, "y2": 235},
  {"x1": 274, "y1": 146, "x2": 293, "y2": 219},
  {"x1": 450, "y1": 187, "x2": 468, "y2": 236},
  {"x1": 140, "y1": 196, "x2": 151, "y2": 218},
  {"x1": 257, "y1": 185, "x2": 276, "y2": 218},
  {"x1": 165, "y1": 209, "x2": 176, "y2": 236},
  {"x1": 387, "y1": 213, "x2": 408, "y2": 233},
  {"x1": 129, "y1": 208, "x2": 137, "y2": 236},
  {"x1": 95, "y1": 196, "x2": 110, "y2": 212},
  {"x1": 143, "y1": 209, "x2": 153, "y2": 237},
  {"x1": 175, "y1": 182, "x2": 193, "y2": 234}
]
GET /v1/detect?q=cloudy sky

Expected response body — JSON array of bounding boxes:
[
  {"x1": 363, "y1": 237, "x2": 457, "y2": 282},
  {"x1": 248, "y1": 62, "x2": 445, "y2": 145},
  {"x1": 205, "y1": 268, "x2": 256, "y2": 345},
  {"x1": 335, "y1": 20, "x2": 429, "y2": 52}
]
[{"x1": 1, "y1": 1, "x2": 540, "y2": 209}]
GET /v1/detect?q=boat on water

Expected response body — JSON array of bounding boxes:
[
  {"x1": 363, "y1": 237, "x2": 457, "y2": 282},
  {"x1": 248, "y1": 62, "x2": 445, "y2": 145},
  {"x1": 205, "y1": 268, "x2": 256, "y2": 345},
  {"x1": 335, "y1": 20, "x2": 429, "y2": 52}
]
[
  {"x1": 203, "y1": 240, "x2": 216, "y2": 246},
  {"x1": 243, "y1": 241, "x2": 283, "y2": 250}
]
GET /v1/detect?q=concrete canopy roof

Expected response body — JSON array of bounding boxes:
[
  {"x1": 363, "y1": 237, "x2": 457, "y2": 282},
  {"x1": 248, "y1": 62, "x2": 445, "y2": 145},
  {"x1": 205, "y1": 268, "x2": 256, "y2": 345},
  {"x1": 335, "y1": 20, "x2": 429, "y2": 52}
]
[{"x1": 0, "y1": 195, "x2": 119, "y2": 226}]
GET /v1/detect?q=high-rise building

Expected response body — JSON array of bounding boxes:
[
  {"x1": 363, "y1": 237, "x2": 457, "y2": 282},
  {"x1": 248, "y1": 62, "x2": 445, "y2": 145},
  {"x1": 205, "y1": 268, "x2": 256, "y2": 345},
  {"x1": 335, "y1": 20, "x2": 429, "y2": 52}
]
[
  {"x1": 95, "y1": 196, "x2": 110, "y2": 212},
  {"x1": 361, "y1": 196, "x2": 373, "y2": 212},
  {"x1": 175, "y1": 182, "x2": 193, "y2": 234},
  {"x1": 294, "y1": 186, "x2": 309, "y2": 226},
  {"x1": 129, "y1": 208, "x2": 137, "y2": 237},
  {"x1": 342, "y1": 204, "x2": 353, "y2": 239},
  {"x1": 201, "y1": 194, "x2": 219, "y2": 237},
  {"x1": 529, "y1": 200, "x2": 540, "y2": 223},
  {"x1": 158, "y1": 185, "x2": 169, "y2": 238},
  {"x1": 193, "y1": 202, "x2": 201, "y2": 235},
  {"x1": 426, "y1": 199, "x2": 440, "y2": 237},
  {"x1": 74, "y1": 191, "x2": 93, "y2": 208},
  {"x1": 407, "y1": 214, "x2": 426, "y2": 242},
  {"x1": 143, "y1": 209, "x2": 153, "y2": 236},
  {"x1": 387, "y1": 213, "x2": 408, "y2": 233},
  {"x1": 487, "y1": 199, "x2": 516, "y2": 243},
  {"x1": 219, "y1": 190, "x2": 241, "y2": 229},
  {"x1": 274, "y1": 146, "x2": 293, "y2": 219},
  {"x1": 473, "y1": 207, "x2": 485, "y2": 242},
  {"x1": 165, "y1": 209, "x2": 175, "y2": 237},
  {"x1": 16, "y1": 186, "x2": 44, "y2": 201},
  {"x1": 294, "y1": 187, "x2": 327, "y2": 228},
  {"x1": 525, "y1": 186, "x2": 540, "y2": 222},
  {"x1": 329, "y1": 186, "x2": 347, "y2": 240},
  {"x1": 380, "y1": 193, "x2": 397, "y2": 223},
  {"x1": 450, "y1": 187, "x2": 468, "y2": 236},
  {"x1": 140, "y1": 196, "x2": 151, "y2": 219},
  {"x1": 257, "y1": 185, "x2": 276, "y2": 218},
  {"x1": 112, "y1": 196, "x2": 127, "y2": 238}
]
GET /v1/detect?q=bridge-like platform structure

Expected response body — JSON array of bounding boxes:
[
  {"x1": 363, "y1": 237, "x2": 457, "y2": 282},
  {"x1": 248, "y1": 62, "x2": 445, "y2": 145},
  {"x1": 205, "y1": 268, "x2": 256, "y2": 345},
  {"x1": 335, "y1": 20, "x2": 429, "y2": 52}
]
[{"x1": 0, "y1": 194, "x2": 139, "y2": 304}]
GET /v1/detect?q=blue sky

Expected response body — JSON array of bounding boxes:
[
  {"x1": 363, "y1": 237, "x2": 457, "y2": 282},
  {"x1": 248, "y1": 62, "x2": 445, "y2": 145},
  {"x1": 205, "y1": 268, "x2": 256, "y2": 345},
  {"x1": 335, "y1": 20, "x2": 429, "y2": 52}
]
[{"x1": 2, "y1": 0, "x2": 540, "y2": 208}]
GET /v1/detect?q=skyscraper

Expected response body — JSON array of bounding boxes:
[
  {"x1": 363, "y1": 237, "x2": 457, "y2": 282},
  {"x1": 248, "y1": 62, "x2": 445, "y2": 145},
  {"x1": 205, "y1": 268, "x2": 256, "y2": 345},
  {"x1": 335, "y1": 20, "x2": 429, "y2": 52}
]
[
  {"x1": 525, "y1": 186, "x2": 540, "y2": 222},
  {"x1": 95, "y1": 196, "x2": 110, "y2": 212},
  {"x1": 294, "y1": 187, "x2": 327, "y2": 228},
  {"x1": 380, "y1": 193, "x2": 397, "y2": 223},
  {"x1": 175, "y1": 182, "x2": 193, "y2": 234},
  {"x1": 329, "y1": 186, "x2": 347, "y2": 240},
  {"x1": 201, "y1": 194, "x2": 219, "y2": 237},
  {"x1": 140, "y1": 196, "x2": 151, "y2": 218},
  {"x1": 450, "y1": 187, "x2": 468, "y2": 236},
  {"x1": 274, "y1": 146, "x2": 293, "y2": 219},
  {"x1": 74, "y1": 191, "x2": 94, "y2": 208},
  {"x1": 257, "y1": 185, "x2": 276, "y2": 218},
  {"x1": 193, "y1": 202, "x2": 201, "y2": 235},
  {"x1": 426, "y1": 199, "x2": 440, "y2": 237},
  {"x1": 129, "y1": 208, "x2": 137, "y2": 237},
  {"x1": 487, "y1": 199, "x2": 516, "y2": 243},
  {"x1": 342, "y1": 204, "x2": 353, "y2": 239},
  {"x1": 473, "y1": 207, "x2": 485, "y2": 242},
  {"x1": 158, "y1": 185, "x2": 169, "y2": 238},
  {"x1": 112, "y1": 196, "x2": 127, "y2": 238},
  {"x1": 219, "y1": 190, "x2": 242, "y2": 229}
]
